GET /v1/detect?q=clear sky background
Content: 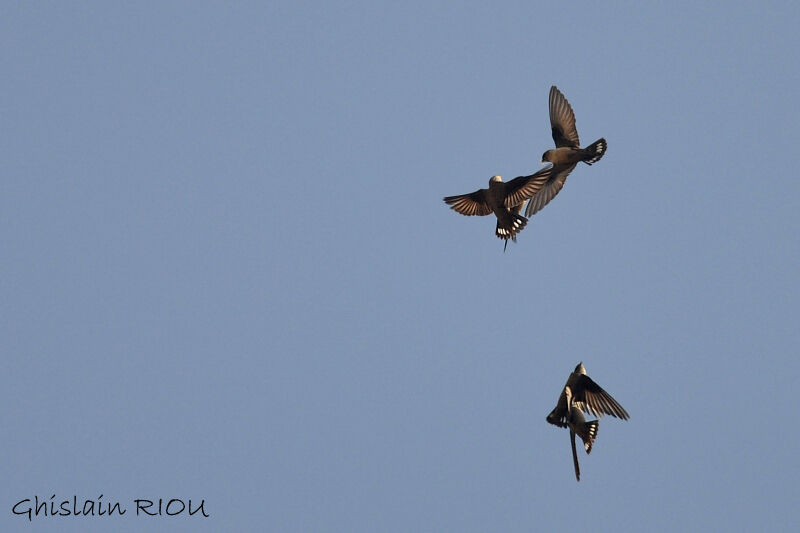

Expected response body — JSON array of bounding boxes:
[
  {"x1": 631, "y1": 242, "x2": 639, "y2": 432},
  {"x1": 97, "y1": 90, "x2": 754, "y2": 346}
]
[{"x1": 2, "y1": 2, "x2": 799, "y2": 532}]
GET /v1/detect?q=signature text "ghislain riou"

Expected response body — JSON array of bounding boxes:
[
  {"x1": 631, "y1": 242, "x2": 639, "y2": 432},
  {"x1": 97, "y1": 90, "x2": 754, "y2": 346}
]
[{"x1": 12, "y1": 495, "x2": 209, "y2": 521}]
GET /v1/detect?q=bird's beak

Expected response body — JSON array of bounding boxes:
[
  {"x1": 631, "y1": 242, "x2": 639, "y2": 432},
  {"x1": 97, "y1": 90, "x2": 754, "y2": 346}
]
[{"x1": 540, "y1": 160, "x2": 548, "y2": 167}]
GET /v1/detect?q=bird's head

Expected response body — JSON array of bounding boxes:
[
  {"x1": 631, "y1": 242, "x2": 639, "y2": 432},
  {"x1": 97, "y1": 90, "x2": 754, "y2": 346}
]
[
  {"x1": 489, "y1": 175, "x2": 503, "y2": 184},
  {"x1": 541, "y1": 150, "x2": 553, "y2": 164},
  {"x1": 575, "y1": 362, "x2": 587, "y2": 375}
]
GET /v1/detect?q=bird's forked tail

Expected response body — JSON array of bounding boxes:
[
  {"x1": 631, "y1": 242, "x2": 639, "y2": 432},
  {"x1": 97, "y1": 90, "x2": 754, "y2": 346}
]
[
  {"x1": 496, "y1": 211, "x2": 527, "y2": 251},
  {"x1": 578, "y1": 419, "x2": 599, "y2": 454},
  {"x1": 581, "y1": 138, "x2": 607, "y2": 165}
]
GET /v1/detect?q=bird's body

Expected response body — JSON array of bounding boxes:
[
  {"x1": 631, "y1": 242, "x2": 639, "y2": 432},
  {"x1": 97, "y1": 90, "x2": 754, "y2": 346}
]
[
  {"x1": 444, "y1": 168, "x2": 551, "y2": 248},
  {"x1": 524, "y1": 86, "x2": 607, "y2": 217},
  {"x1": 486, "y1": 177, "x2": 515, "y2": 225},
  {"x1": 542, "y1": 147, "x2": 579, "y2": 167}
]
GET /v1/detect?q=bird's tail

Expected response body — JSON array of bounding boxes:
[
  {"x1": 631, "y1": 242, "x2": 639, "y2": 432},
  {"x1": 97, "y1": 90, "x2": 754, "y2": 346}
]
[
  {"x1": 576, "y1": 419, "x2": 599, "y2": 454},
  {"x1": 581, "y1": 138, "x2": 607, "y2": 165},
  {"x1": 496, "y1": 212, "x2": 527, "y2": 249},
  {"x1": 570, "y1": 430, "x2": 581, "y2": 482},
  {"x1": 503, "y1": 235, "x2": 517, "y2": 253}
]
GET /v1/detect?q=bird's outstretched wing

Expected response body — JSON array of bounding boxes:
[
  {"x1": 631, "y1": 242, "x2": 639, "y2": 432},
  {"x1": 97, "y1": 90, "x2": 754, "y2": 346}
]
[
  {"x1": 523, "y1": 163, "x2": 576, "y2": 217},
  {"x1": 443, "y1": 189, "x2": 491, "y2": 216},
  {"x1": 571, "y1": 375, "x2": 630, "y2": 420},
  {"x1": 550, "y1": 85, "x2": 580, "y2": 148},
  {"x1": 503, "y1": 166, "x2": 552, "y2": 207}
]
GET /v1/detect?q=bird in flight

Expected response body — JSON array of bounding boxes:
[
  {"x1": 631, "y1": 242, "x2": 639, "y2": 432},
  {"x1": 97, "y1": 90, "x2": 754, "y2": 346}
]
[
  {"x1": 443, "y1": 167, "x2": 552, "y2": 250},
  {"x1": 546, "y1": 362, "x2": 628, "y2": 481},
  {"x1": 524, "y1": 86, "x2": 607, "y2": 217}
]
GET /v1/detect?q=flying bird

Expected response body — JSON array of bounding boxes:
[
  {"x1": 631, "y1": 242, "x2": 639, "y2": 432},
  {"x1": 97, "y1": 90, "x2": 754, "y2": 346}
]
[
  {"x1": 444, "y1": 168, "x2": 551, "y2": 250},
  {"x1": 547, "y1": 362, "x2": 628, "y2": 482},
  {"x1": 524, "y1": 86, "x2": 607, "y2": 217},
  {"x1": 546, "y1": 362, "x2": 629, "y2": 427},
  {"x1": 565, "y1": 389, "x2": 599, "y2": 482}
]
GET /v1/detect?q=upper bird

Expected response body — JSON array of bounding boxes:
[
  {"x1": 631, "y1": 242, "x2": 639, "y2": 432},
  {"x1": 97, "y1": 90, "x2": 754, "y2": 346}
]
[
  {"x1": 443, "y1": 167, "x2": 552, "y2": 250},
  {"x1": 546, "y1": 362, "x2": 629, "y2": 428},
  {"x1": 524, "y1": 86, "x2": 607, "y2": 217}
]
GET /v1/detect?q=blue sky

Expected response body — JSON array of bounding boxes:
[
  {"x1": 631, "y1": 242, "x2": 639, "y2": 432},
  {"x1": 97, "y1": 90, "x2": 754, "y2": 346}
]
[{"x1": 2, "y1": 2, "x2": 799, "y2": 531}]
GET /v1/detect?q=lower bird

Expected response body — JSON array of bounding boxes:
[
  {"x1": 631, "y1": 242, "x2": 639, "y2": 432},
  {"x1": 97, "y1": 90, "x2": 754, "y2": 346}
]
[
  {"x1": 444, "y1": 167, "x2": 552, "y2": 250},
  {"x1": 547, "y1": 362, "x2": 628, "y2": 481}
]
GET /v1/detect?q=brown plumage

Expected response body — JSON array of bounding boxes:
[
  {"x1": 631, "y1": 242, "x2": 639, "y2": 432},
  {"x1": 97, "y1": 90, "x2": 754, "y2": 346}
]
[
  {"x1": 547, "y1": 362, "x2": 627, "y2": 482},
  {"x1": 524, "y1": 86, "x2": 607, "y2": 217},
  {"x1": 547, "y1": 362, "x2": 629, "y2": 427},
  {"x1": 444, "y1": 167, "x2": 551, "y2": 248}
]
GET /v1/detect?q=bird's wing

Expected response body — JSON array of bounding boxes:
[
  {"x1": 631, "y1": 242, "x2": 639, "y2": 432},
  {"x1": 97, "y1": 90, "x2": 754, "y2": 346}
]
[
  {"x1": 546, "y1": 388, "x2": 570, "y2": 428},
  {"x1": 550, "y1": 85, "x2": 580, "y2": 148},
  {"x1": 570, "y1": 429, "x2": 581, "y2": 482},
  {"x1": 573, "y1": 375, "x2": 630, "y2": 420},
  {"x1": 443, "y1": 189, "x2": 492, "y2": 216},
  {"x1": 503, "y1": 166, "x2": 553, "y2": 207},
  {"x1": 523, "y1": 164, "x2": 576, "y2": 217}
]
